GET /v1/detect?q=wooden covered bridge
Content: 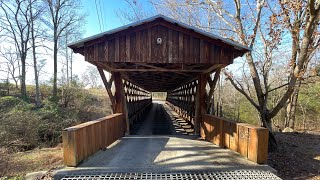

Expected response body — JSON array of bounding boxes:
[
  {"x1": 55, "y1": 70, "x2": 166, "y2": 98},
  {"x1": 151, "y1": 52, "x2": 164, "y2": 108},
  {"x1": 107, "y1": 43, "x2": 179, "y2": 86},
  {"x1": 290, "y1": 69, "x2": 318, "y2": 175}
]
[{"x1": 60, "y1": 15, "x2": 277, "y2": 179}]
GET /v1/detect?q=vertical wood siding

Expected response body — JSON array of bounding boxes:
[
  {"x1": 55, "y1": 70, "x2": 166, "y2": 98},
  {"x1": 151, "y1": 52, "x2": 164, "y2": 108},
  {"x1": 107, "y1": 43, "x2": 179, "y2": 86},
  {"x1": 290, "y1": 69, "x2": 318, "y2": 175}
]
[{"x1": 83, "y1": 25, "x2": 234, "y2": 64}]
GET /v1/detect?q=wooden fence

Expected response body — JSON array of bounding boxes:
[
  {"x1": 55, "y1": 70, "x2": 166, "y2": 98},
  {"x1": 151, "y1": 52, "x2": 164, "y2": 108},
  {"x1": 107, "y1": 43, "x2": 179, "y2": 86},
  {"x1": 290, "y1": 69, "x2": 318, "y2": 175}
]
[
  {"x1": 62, "y1": 113, "x2": 125, "y2": 166},
  {"x1": 201, "y1": 114, "x2": 269, "y2": 164}
]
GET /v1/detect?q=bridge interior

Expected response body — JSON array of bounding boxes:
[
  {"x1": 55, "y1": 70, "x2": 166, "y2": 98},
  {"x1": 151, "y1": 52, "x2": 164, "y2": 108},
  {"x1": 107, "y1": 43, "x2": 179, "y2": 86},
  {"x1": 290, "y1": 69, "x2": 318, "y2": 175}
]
[{"x1": 131, "y1": 101, "x2": 194, "y2": 135}]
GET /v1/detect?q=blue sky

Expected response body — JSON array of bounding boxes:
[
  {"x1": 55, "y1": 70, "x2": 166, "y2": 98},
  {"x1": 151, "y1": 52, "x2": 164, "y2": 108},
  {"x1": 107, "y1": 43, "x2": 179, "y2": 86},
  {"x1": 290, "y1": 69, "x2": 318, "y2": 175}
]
[
  {"x1": 25, "y1": 0, "x2": 152, "y2": 84},
  {"x1": 81, "y1": 0, "x2": 125, "y2": 37},
  {"x1": 80, "y1": 0, "x2": 153, "y2": 37},
  {"x1": 65, "y1": 0, "x2": 155, "y2": 83}
]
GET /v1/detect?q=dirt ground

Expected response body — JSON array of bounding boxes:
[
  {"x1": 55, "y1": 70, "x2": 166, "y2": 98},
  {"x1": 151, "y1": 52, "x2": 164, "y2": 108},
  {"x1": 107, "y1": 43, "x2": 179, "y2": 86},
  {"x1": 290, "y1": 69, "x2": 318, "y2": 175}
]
[
  {"x1": 0, "y1": 145, "x2": 63, "y2": 179},
  {"x1": 268, "y1": 132, "x2": 320, "y2": 180}
]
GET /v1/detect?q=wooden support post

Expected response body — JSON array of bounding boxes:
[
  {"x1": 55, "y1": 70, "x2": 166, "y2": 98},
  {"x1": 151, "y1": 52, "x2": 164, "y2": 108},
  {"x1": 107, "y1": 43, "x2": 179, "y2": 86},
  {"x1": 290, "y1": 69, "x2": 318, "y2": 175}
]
[
  {"x1": 195, "y1": 73, "x2": 208, "y2": 137},
  {"x1": 113, "y1": 72, "x2": 129, "y2": 134},
  {"x1": 206, "y1": 68, "x2": 221, "y2": 113}
]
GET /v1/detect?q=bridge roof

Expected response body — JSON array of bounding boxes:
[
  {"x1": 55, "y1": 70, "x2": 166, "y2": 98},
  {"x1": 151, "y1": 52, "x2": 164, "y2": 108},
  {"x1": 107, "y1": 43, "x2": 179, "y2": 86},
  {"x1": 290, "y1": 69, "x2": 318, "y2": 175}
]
[
  {"x1": 69, "y1": 15, "x2": 250, "y2": 92},
  {"x1": 69, "y1": 15, "x2": 250, "y2": 51}
]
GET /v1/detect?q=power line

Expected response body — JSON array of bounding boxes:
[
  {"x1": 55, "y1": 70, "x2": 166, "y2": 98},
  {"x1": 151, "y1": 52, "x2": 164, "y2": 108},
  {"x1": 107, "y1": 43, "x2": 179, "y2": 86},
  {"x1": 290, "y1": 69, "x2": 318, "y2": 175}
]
[
  {"x1": 98, "y1": 0, "x2": 105, "y2": 31},
  {"x1": 95, "y1": 0, "x2": 103, "y2": 32}
]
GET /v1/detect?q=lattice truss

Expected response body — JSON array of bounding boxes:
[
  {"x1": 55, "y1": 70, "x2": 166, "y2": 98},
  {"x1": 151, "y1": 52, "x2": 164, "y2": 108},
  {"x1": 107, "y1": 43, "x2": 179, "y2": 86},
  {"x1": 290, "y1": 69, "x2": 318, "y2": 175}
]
[
  {"x1": 97, "y1": 67, "x2": 151, "y2": 118},
  {"x1": 167, "y1": 80, "x2": 198, "y2": 125},
  {"x1": 123, "y1": 80, "x2": 152, "y2": 122},
  {"x1": 167, "y1": 69, "x2": 221, "y2": 126}
]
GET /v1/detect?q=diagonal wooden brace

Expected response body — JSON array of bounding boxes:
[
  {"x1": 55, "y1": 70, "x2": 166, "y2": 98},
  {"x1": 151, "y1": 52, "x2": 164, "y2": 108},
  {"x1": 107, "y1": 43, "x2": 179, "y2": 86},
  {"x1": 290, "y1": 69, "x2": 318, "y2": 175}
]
[{"x1": 97, "y1": 66, "x2": 116, "y2": 112}]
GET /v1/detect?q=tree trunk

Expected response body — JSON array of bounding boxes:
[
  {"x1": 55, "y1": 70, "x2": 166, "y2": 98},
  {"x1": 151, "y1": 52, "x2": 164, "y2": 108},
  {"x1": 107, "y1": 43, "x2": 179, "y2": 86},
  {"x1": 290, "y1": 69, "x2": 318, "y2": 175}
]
[
  {"x1": 284, "y1": 80, "x2": 302, "y2": 130},
  {"x1": 52, "y1": 33, "x2": 58, "y2": 101},
  {"x1": 14, "y1": 79, "x2": 18, "y2": 89},
  {"x1": 30, "y1": 3, "x2": 41, "y2": 107},
  {"x1": 260, "y1": 113, "x2": 278, "y2": 151},
  {"x1": 20, "y1": 54, "x2": 27, "y2": 99},
  {"x1": 65, "y1": 35, "x2": 69, "y2": 86},
  {"x1": 70, "y1": 51, "x2": 73, "y2": 82}
]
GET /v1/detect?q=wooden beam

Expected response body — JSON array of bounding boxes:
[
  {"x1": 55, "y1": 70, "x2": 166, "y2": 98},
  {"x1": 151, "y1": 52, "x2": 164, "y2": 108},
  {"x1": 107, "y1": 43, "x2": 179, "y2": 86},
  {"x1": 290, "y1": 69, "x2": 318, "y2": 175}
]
[
  {"x1": 113, "y1": 72, "x2": 130, "y2": 134},
  {"x1": 206, "y1": 68, "x2": 221, "y2": 112},
  {"x1": 110, "y1": 68, "x2": 206, "y2": 72},
  {"x1": 194, "y1": 73, "x2": 209, "y2": 136},
  {"x1": 204, "y1": 64, "x2": 225, "y2": 74},
  {"x1": 135, "y1": 63, "x2": 191, "y2": 76},
  {"x1": 97, "y1": 66, "x2": 115, "y2": 112},
  {"x1": 96, "y1": 62, "x2": 115, "y2": 72}
]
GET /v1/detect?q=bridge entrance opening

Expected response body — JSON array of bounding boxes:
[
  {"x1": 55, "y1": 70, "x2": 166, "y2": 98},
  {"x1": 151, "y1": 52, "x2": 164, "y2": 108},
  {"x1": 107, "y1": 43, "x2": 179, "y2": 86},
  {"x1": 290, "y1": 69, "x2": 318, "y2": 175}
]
[{"x1": 151, "y1": 92, "x2": 167, "y2": 101}]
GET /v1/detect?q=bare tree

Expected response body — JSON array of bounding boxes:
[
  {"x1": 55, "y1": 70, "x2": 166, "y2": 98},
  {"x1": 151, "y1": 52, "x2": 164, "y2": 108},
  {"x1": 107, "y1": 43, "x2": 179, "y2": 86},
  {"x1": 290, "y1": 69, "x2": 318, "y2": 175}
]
[
  {"x1": 280, "y1": 1, "x2": 320, "y2": 131},
  {"x1": 0, "y1": 0, "x2": 33, "y2": 99},
  {"x1": 116, "y1": 0, "x2": 152, "y2": 24},
  {"x1": 29, "y1": 0, "x2": 43, "y2": 107},
  {"x1": 81, "y1": 66, "x2": 101, "y2": 88},
  {"x1": 216, "y1": 0, "x2": 319, "y2": 148},
  {"x1": 43, "y1": 0, "x2": 84, "y2": 101},
  {"x1": 0, "y1": 47, "x2": 21, "y2": 89},
  {"x1": 61, "y1": 25, "x2": 83, "y2": 87}
]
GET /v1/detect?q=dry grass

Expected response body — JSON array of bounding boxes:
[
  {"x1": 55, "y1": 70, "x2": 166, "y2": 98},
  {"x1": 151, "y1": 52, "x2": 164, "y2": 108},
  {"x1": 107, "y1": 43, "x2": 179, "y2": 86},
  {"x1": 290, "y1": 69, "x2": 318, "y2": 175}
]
[{"x1": 0, "y1": 145, "x2": 63, "y2": 179}]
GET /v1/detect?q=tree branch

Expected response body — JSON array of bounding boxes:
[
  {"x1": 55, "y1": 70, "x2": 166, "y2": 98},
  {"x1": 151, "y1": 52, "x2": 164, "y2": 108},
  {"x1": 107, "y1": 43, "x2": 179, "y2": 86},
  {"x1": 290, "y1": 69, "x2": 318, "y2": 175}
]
[{"x1": 224, "y1": 70, "x2": 259, "y2": 110}]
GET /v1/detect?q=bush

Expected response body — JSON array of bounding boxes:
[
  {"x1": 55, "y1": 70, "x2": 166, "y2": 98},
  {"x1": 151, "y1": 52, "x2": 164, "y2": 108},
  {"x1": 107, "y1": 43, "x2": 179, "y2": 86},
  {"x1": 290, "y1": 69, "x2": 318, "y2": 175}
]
[
  {"x1": 0, "y1": 96, "x2": 32, "y2": 112},
  {"x1": 0, "y1": 87, "x2": 112, "y2": 152},
  {"x1": 0, "y1": 97, "x2": 40, "y2": 151}
]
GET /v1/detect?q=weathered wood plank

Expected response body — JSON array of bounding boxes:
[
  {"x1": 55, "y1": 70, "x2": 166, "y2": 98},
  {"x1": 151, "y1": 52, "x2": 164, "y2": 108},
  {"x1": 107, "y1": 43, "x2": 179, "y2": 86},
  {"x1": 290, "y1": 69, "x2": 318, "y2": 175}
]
[
  {"x1": 115, "y1": 38, "x2": 119, "y2": 62},
  {"x1": 62, "y1": 130, "x2": 77, "y2": 166},
  {"x1": 151, "y1": 26, "x2": 158, "y2": 63},
  {"x1": 158, "y1": 26, "x2": 168, "y2": 63},
  {"x1": 237, "y1": 123, "x2": 249, "y2": 158},
  {"x1": 193, "y1": 37, "x2": 200, "y2": 63},
  {"x1": 248, "y1": 126, "x2": 269, "y2": 164},
  {"x1": 229, "y1": 122, "x2": 238, "y2": 152},
  {"x1": 125, "y1": 35, "x2": 130, "y2": 61},
  {"x1": 130, "y1": 33, "x2": 136, "y2": 62},
  {"x1": 63, "y1": 113, "x2": 125, "y2": 167},
  {"x1": 183, "y1": 34, "x2": 190, "y2": 63},
  {"x1": 178, "y1": 31, "x2": 184, "y2": 63},
  {"x1": 168, "y1": 28, "x2": 173, "y2": 63},
  {"x1": 198, "y1": 114, "x2": 269, "y2": 164},
  {"x1": 119, "y1": 36, "x2": 126, "y2": 62},
  {"x1": 108, "y1": 39, "x2": 115, "y2": 62},
  {"x1": 147, "y1": 29, "x2": 152, "y2": 63}
]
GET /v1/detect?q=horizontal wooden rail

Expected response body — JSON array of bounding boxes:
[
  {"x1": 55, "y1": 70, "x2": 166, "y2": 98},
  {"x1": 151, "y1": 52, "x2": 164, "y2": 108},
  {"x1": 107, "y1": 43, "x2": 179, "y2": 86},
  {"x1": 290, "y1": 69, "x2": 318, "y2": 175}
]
[
  {"x1": 62, "y1": 113, "x2": 125, "y2": 166},
  {"x1": 201, "y1": 114, "x2": 269, "y2": 164}
]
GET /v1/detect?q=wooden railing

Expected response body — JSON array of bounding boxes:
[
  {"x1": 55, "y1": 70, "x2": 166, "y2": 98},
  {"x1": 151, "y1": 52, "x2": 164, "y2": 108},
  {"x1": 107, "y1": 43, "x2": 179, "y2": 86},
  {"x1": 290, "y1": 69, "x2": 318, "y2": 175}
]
[
  {"x1": 166, "y1": 79, "x2": 198, "y2": 125},
  {"x1": 62, "y1": 113, "x2": 125, "y2": 166},
  {"x1": 201, "y1": 114, "x2": 269, "y2": 164},
  {"x1": 166, "y1": 101, "x2": 195, "y2": 127}
]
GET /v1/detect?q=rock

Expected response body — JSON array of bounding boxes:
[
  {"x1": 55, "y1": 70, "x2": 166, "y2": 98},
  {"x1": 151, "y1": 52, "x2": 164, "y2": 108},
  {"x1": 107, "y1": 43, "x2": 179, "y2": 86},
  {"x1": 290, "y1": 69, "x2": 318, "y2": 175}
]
[
  {"x1": 25, "y1": 171, "x2": 47, "y2": 180},
  {"x1": 282, "y1": 127, "x2": 294, "y2": 132}
]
